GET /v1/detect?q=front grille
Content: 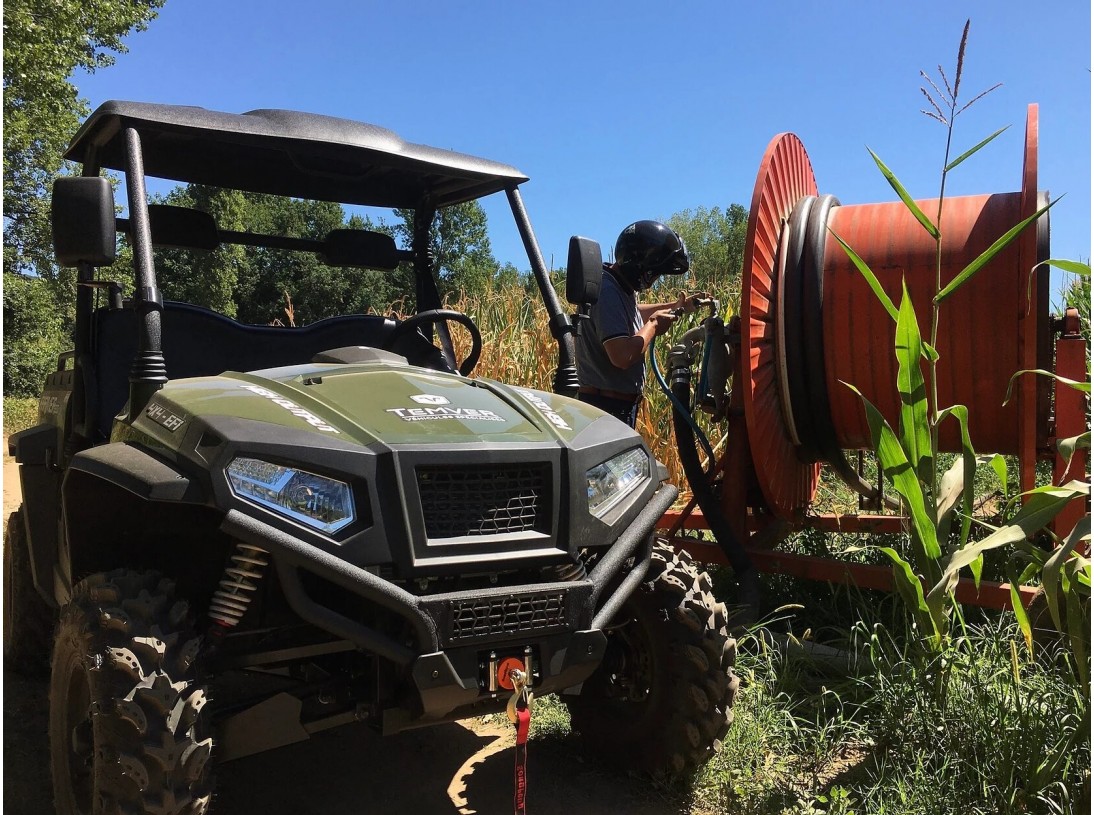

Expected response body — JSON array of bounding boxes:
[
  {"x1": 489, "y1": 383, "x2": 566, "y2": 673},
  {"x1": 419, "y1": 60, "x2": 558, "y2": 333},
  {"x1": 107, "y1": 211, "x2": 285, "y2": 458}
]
[
  {"x1": 449, "y1": 591, "x2": 568, "y2": 642},
  {"x1": 417, "y1": 464, "x2": 549, "y2": 538}
]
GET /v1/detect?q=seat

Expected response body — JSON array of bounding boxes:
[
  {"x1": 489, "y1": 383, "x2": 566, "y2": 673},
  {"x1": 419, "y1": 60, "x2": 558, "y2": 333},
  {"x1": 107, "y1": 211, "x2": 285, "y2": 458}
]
[{"x1": 91, "y1": 302, "x2": 396, "y2": 441}]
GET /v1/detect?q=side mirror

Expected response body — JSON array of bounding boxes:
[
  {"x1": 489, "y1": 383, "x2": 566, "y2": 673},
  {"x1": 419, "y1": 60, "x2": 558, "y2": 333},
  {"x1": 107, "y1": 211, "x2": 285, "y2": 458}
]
[
  {"x1": 52, "y1": 177, "x2": 116, "y2": 267},
  {"x1": 566, "y1": 236, "x2": 602, "y2": 307}
]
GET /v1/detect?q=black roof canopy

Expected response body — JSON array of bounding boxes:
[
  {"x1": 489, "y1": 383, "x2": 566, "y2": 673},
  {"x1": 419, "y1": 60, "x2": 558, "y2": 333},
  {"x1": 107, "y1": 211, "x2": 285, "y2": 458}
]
[{"x1": 65, "y1": 101, "x2": 529, "y2": 209}]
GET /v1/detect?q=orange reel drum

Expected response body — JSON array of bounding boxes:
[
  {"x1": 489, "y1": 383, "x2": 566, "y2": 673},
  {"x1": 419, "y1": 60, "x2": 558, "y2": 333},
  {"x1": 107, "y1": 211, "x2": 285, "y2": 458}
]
[{"x1": 739, "y1": 105, "x2": 1051, "y2": 522}]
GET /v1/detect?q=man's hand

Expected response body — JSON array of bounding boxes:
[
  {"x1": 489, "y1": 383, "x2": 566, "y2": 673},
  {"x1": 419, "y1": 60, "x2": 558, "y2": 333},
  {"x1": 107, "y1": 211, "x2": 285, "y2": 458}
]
[
  {"x1": 648, "y1": 308, "x2": 679, "y2": 336},
  {"x1": 674, "y1": 291, "x2": 710, "y2": 314}
]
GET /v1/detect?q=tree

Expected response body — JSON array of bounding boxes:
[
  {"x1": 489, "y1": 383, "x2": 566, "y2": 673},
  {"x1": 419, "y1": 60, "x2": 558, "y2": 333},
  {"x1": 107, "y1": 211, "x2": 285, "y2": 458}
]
[
  {"x1": 393, "y1": 201, "x2": 500, "y2": 298},
  {"x1": 4, "y1": 0, "x2": 166, "y2": 279},
  {"x1": 666, "y1": 204, "x2": 748, "y2": 300},
  {"x1": 3, "y1": 0, "x2": 166, "y2": 396},
  {"x1": 153, "y1": 186, "x2": 415, "y2": 324}
]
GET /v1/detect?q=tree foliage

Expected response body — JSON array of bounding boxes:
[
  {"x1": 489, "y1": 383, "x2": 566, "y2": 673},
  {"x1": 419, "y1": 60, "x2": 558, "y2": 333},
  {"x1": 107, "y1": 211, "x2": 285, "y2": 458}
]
[
  {"x1": 3, "y1": 0, "x2": 166, "y2": 395},
  {"x1": 666, "y1": 204, "x2": 748, "y2": 298},
  {"x1": 3, "y1": 0, "x2": 165, "y2": 277},
  {"x1": 153, "y1": 186, "x2": 421, "y2": 324},
  {"x1": 393, "y1": 201, "x2": 499, "y2": 299}
]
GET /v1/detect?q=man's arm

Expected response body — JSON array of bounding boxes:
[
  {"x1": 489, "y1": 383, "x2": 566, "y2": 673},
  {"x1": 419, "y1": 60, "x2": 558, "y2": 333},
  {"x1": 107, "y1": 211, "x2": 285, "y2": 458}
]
[{"x1": 603, "y1": 309, "x2": 677, "y2": 370}]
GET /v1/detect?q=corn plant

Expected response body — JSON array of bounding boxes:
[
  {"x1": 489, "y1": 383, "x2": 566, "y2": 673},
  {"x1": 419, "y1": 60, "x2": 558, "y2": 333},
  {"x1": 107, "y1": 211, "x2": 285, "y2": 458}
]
[{"x1": 833, "y1": 20, "x2": 1087, "y2": 654}]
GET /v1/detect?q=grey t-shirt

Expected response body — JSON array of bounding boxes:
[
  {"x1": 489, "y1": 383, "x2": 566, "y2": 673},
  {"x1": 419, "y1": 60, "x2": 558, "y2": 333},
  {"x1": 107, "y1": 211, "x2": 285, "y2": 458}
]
[{"x1": 576, "y1": 268, "x2": 643, "y2": 395}]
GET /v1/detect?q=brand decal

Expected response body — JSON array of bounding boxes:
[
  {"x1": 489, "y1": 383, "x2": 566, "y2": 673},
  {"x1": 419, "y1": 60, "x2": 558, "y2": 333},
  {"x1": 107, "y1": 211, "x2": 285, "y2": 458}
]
[
  {"x1": 514, "y1": 389, "x2": 571, "y2": 431},
  {"x1": 411, "y1": 394, "x2": 450, "y2": 405},
  {"x1": 39, "y1": 394, "x2": 65, "y2": 418},
  {"x1": 240, "y1": 384, "x2": 340, "y2": 433},
  {"x1": 146, "y1": 402, "x2": 186, "y2": 432},
  {"x1": 385, "y1": 405, "x2": 506, "y2": 423}
]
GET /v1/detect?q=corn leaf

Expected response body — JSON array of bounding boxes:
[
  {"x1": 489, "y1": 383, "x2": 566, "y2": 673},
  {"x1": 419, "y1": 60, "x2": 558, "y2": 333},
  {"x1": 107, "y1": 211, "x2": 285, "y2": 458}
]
[
  {"x1": 1027, "y1": 259, "x2": 1091, "y2": 315},
  {"x1": 1008, "y1": 563, "x2": 1033, "y2": 656},
  {"x1": 878, "y1": 546, "x2": 942, "y2": 646},
  {"x1": 845, "y1": 382, "x2": 941, "y2": 572},
  {"x1": 868, "y1": 148, "x2": 940, "y2": 239},
  {"x1": 1065, "y1": 561, "x2": 1088, "y2": 688},
  {"x1": 936, "y1": 456, "x2": 964, "y2": 537},
  {"x1": 895, "y1": 280, "x2": 932, "y2": 484},
  {"x1": 926, "y1": 523, "x2": 1028, "y2": 617},
  {"x1": 1004, "y1": 368, "x2": 1091, "y2": 404},
  {"x1": 1044, "y1": 258, "x2": 1091, "y2": 277},
  {"x1": 1043, "y1": 514, "x2": 1092, "y2": 634},
  {"x1": 927, "y1": 486, "x2": 1089, "y2": 618},
  {"x1": 1057, "y1": 431, "x2": 1091, "y2": 468},
  {"x1": 984, "y1": 452, "x2": 1008, "y2": 495},
  {"x1": 938, "y1": 405, "x2": 977, "y2": 556},
  {"x1": 830, "y1": 229, "x2": 899, "y2": 322},
  {"x1": 945, "y1": 126, "x2": 1010, "y2": 171},
  {"x1": 936, "y1": 197, "x2": 1059, "y2": 303}
]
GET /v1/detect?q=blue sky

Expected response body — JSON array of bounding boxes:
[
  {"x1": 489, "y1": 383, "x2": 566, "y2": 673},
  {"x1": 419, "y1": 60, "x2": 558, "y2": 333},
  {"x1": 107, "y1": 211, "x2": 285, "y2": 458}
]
[{"x1": 71, "y1": 1, "x2": 1090, "y2": 299}]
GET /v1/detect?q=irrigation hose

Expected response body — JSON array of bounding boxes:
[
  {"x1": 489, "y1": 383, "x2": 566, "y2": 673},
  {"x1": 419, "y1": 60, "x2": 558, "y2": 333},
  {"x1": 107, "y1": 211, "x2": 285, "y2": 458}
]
[
  {"x1": 649, "y1": 338, "x2": 756, "y2": 586},
  {"x1": 787, "y1": 195, "x2": 901, "y2": 512}
]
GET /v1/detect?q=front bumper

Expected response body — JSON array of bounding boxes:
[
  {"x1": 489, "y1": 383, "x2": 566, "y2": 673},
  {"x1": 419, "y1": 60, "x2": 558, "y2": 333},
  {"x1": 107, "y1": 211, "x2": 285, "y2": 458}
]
[{"x1": 219, "y1": 482, "x2": 677, "y2": 731}]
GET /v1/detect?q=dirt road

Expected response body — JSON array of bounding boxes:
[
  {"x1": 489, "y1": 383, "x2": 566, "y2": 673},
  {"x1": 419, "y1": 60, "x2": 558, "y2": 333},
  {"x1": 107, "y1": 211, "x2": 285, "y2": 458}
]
[{"x1": 2, "y1": 442, "x2": 688, "y2": 815}]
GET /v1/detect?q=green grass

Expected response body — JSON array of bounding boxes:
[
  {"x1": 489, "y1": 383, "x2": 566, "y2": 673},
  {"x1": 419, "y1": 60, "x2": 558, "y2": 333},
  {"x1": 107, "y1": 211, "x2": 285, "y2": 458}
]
[
  {"x1": 515, "y1": 573, "x2": 1090, "y2": 815},
  {"x1": 3, "y1": 396, "x2": 38, "y2": 436}
]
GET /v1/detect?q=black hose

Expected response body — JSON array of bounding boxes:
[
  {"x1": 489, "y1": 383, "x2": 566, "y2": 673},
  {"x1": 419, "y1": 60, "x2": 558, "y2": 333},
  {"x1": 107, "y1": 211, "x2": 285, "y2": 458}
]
[
  {"x1": 669, "y1": 369, "x2": 756, "y2": 587},
  {"x1": 790, "y1": 196, "x2": 900, "y2": 511}
]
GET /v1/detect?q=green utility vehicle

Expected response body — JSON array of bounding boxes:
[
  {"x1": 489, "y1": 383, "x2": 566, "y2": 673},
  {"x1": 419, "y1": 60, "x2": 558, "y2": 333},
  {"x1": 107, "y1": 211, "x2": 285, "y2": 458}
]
[{"x1": 6, "y1": 101, "x2": 738, "y2": 814}]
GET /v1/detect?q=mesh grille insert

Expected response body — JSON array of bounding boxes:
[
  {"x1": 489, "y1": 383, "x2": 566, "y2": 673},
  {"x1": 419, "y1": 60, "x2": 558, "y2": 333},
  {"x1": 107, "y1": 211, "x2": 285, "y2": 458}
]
[
  {"x1": 417, "y1": 464, "x2": 549, "y2": 538},
  {"x1": 450, "y1": 591, "x2": 567, "y2": 642}
]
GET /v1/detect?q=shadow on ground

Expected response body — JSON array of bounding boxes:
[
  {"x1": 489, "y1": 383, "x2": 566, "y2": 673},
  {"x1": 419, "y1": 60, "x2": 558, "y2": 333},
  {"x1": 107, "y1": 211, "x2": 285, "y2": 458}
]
[{"x1": 4, "y1": 665, "x2": 680, "y2": 815}]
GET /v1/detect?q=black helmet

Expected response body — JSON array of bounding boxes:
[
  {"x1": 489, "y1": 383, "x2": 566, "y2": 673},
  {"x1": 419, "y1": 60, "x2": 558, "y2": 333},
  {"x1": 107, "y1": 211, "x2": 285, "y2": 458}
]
[{"x1": 614, "y1": 220, "x2": 690, "y2": 290}]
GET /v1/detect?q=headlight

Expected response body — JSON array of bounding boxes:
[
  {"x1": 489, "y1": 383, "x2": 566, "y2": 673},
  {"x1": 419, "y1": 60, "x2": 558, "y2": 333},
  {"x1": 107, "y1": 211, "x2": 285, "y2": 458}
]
[
  {"x1": 586, "y1": 448, "x2": 650, "y2": 519},
  {"x1": 227, "y1": 457, "x2": 355, "y2": 534}
]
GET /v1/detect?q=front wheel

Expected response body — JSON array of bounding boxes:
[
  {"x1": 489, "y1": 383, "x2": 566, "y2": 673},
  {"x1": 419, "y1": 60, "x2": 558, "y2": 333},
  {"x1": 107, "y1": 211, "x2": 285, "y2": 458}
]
[
  {"x1": 50, "y1": 569, "x2": 213, "y2": 815},
  {"x1": 566, "y1": 540, "x2": 739, "y2": 777}
]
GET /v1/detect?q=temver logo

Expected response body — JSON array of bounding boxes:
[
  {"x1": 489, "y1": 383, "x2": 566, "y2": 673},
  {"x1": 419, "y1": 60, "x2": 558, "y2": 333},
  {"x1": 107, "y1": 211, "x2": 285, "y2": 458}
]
[
  {"x1": 385, "y1": 406, "x2": 505, "y2": 423},
  {"x1": 411, "y1": 394, "x2": 450, "y2": 405},
  {"x1": 240, "y1": 384, "x2": 340, "y2": 433}
]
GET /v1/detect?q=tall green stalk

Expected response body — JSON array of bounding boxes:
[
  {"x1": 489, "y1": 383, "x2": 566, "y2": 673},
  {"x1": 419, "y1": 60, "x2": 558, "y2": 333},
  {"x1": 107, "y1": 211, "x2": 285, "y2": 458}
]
[{"x1": 835, "y1": 20, "x2": 1081, "y2": 655}]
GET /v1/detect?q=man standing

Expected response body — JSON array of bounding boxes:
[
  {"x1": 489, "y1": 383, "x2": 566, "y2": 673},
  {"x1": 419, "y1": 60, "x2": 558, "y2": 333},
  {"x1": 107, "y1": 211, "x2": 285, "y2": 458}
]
[{"x1": 576, "y1": 220, "x2": 703, "y2": 427}]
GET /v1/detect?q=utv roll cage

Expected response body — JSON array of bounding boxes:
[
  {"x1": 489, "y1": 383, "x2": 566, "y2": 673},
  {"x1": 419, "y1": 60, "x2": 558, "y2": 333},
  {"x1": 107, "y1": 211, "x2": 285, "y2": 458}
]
[{"x1": 57, "y1": 101, "x2": 579, "y2": 458}]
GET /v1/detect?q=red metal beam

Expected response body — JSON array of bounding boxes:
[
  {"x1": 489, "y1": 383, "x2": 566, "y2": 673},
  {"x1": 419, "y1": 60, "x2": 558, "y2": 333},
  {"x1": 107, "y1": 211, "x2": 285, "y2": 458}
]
[
  {"x1": 664, "y1": 536, "x2": 1038, "y2": 611},
  {"x1": 660, "y1": 507, "x2": 909, "y2": 535}
]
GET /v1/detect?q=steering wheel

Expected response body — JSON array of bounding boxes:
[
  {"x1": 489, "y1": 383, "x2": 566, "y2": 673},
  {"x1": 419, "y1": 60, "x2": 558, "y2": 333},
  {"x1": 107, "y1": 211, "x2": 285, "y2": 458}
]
[{"x1": 383, "y1": 309, "x2": 482, "y2": 376}]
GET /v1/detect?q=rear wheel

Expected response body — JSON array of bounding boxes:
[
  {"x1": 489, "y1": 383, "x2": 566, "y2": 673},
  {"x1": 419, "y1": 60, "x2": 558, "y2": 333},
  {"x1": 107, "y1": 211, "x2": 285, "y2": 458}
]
[
  {"x1": 566, "y1": 540, "x2": 739, "y2": 776},
  {"x1": 50, "y1": 569, "x2": 213, "y2": 815},
  {"x1": 3, "y1": 507, "x2": 56, "y2": 675}
]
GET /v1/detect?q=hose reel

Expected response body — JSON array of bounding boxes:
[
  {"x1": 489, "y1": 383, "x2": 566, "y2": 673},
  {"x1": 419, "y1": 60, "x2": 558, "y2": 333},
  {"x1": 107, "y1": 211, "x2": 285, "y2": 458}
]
[{"x1": 737, "y1": 104, "x2": 1051, "y2": 523}]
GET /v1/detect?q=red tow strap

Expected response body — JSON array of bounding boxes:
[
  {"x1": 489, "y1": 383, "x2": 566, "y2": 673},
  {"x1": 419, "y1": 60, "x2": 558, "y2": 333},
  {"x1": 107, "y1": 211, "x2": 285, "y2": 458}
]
[{"x1": 513, "y1": 705, "x2": 530, "y2": 815}]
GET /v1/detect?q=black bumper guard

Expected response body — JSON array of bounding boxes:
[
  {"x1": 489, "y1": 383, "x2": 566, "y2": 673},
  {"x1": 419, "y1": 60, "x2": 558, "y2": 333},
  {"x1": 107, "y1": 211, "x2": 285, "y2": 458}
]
[{"x1": 218, "y1": 483, "x2": 677, "y2": 668}]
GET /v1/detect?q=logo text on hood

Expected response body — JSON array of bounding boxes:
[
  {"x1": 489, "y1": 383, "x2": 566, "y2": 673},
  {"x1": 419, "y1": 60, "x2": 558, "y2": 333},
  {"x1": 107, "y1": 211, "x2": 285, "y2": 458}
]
[
  {"x1": 240, "y1": 384, "x2": 340, "y2": 433},
  {"x1": 385, "y1": 405, "x2": 505, "y2": 423},
  {"x1": 515, "y1": 389, "x2": 571, "y2": 431}
]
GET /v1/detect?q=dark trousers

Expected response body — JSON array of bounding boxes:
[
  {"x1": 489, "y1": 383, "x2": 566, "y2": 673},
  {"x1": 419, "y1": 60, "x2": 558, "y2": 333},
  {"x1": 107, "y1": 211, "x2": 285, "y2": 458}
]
[{"x1": 577, "y1": 391, "x2": 639, "y2": 428}]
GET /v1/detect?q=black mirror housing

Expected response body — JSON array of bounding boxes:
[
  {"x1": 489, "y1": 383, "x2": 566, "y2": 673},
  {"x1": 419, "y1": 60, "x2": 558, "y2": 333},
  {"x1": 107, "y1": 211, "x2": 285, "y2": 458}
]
[
  {"x1": 566, "y1": 236, "x2": 602, "y2": 307},
  {"x1": 52, "y1": 177, "x2": 116, "y2": 267}
]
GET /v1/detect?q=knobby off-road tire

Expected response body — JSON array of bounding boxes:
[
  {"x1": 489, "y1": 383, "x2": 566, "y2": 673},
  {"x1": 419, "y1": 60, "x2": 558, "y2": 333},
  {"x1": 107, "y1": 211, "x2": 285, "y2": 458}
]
[
  {"x1": 566, "y1": 539, "x2": 740, "y2": 777},
  {"x1": 4, "y1": 507, "x2": 56, "y2": 675},
  {"x1": 50, "y1": 569, "x2": 213, "y2": 815}
]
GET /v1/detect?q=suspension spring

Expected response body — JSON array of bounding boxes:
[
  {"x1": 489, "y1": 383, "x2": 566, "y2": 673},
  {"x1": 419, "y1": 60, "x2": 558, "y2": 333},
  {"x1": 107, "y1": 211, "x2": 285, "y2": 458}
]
[
  {"x1": 208, "y1": 543, "x2": 270, "y2": 627},
  {"x1": 552, "y1": 559, "x2": 587, "y2": 582}
]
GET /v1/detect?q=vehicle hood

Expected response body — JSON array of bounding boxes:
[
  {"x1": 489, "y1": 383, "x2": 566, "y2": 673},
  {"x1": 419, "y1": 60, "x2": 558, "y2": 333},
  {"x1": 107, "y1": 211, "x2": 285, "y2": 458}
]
[{"x1": 145, "y1": 361, "x2": 611, "y2": 447}]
